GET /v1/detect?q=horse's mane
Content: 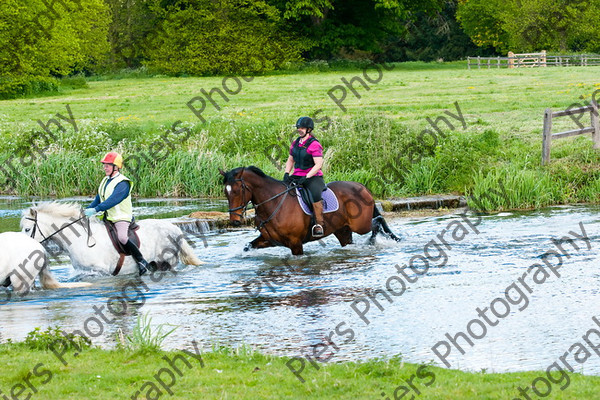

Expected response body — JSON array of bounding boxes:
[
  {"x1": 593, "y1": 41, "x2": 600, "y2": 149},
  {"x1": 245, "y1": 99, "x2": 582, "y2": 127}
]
[
  {"x1": 222, "y1": 166, "x2": 279, "y2": 184},
  {"x1": 26, "y1": 202, "x2": 82, "y2": 219}
]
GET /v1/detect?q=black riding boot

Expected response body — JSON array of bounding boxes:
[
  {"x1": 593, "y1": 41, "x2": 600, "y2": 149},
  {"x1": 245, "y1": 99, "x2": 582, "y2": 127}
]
[{"x1": 123, "y1": 240, "x2": 148, "y2": 276}]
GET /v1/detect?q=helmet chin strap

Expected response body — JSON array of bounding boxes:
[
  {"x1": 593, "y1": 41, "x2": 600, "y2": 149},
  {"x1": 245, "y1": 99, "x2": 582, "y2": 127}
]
[
  {"x1": 298, "y1": 129, "x2": 309, "y2": 138},
  {"x1": 110, "y1": 164, "x2": 118, "y2": 177}
]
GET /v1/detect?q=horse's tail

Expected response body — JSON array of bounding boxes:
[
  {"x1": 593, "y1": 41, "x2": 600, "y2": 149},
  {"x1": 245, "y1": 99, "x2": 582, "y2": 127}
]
[
  {"x1": 178, "y1": 238, "x2": 205, "y2": 266},
  {"x1": 39, "y1": 265, "x2": 92, "y2": 290},
  {"x1": 371, "y1": 207, "x2": 402, "y2": 242}
]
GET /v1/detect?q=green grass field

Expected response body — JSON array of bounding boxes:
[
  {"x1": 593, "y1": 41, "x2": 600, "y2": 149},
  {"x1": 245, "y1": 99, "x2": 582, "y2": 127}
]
[
  {"x1": 1, "y1": 344, "x2": 599, "y2": 400},
  {"x1": 1, "y1": 61, "x2": 600, "y2": 208}
]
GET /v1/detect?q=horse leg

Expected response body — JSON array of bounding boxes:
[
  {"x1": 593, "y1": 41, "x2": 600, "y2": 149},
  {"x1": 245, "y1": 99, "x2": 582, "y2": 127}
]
[
  {"x1": 368, "y1": 216, "x2": 381, "y2": 245},
  {"x1": 378, "y1": 216, "x2": 402, "y2": 242},
  {"x1": 244, "y1": 234, "x2": 273, "y2": 251},
  {"x1": 290, "y1": 242, "x2": 304, "y2": 256},
  {"x1": 372, "y1": 208, "x2": 402, "y2": 242},
  {"x1": 334, "y1": 226, "x2": 353, "y2": 247}
]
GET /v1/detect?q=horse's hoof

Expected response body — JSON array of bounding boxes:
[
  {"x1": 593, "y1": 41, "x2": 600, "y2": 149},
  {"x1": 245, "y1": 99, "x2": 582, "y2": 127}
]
[
  {"x1": 158, "y1": 261, "x2": 171, "y2": 271},
  {"x1": 243, "y1": 243, "x2": 252, "y2": 252},
  {"x1": 147, "y1": 261, "x2": 158, "y2": 272}
]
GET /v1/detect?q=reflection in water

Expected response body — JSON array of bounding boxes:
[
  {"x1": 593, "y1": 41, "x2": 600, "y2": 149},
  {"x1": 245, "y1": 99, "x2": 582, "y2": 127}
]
[{"x1": 1, "y1": 198, "x2": 600, "y2": 376}]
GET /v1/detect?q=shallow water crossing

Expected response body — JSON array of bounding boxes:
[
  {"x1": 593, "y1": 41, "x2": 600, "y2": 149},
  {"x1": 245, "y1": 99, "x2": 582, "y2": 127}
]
[{"x1": 1, "y1": 197, "x2": 600, "y2": 377}]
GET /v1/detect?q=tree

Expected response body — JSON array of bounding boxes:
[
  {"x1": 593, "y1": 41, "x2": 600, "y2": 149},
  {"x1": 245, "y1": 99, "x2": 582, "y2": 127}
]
[
  {"x1": 455, "y1": 0, "x2": 508, "y2": 52},
  {"x1": 384, "y1": 1, "x2": 497, "y2": 62},
  {"x1": 457, "y1": 0, "x2": 600, "y2": 53},
  {"x1": 0, "y1": 0, "x2": 110, "y2": 78},
  {"x1": 268, "y1": 0, "x2": 445, "y2": 59},
  {"x1": 104, "y1": 0, "x2": 162, "y2": 69},
  {"x1": 144, "y1": 0, "x2": 305, "y2": 75}
]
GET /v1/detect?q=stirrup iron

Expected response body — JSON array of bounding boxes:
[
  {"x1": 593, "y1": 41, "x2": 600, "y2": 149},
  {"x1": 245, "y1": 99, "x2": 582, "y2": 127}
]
[{"x1": 312, "y1": 224, "x2": 324, "y2": 238}]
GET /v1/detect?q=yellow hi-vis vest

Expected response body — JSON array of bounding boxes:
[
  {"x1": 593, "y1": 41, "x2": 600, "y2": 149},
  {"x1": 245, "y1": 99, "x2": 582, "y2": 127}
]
[{"x1": 98, "y1": 173, "x2": 133, "y2": 222}]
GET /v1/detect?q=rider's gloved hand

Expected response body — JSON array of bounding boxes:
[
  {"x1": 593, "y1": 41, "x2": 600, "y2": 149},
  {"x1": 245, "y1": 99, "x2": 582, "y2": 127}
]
[
  {"x1": 283, "y1": 172, "x2": 291, "y2": 184},
  {"x1": 84, "y1": 208, "x2": 96, "y2": 218},
  {"x1": 294, "y1": 176, "x2": 307, "y2": 186}
]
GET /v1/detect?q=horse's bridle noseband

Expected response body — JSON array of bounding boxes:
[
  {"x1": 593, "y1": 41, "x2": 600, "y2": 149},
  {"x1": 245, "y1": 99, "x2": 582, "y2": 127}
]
[
  {"x1": 227, "y1": 175, "x2": 251, "y2": 220},
  {"x1": 25, "y1": 209, "x2": 96, "y2": 247}
]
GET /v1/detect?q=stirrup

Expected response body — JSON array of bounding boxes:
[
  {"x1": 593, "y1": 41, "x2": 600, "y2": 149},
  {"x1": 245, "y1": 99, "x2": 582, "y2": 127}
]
[{"x1": 312, "y1": 224, "x2": 324, "y2": 238}]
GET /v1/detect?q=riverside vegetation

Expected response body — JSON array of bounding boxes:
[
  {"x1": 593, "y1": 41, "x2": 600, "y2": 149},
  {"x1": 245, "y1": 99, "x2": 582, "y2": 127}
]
[{"x1": 1, "y1": 62, "x2": 600, "y2": 211}]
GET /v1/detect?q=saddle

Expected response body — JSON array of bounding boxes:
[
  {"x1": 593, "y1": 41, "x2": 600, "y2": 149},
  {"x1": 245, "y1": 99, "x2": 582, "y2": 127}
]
[
  {"x1": 295, "y1": 187, "x2": 339, "y2": 215},
  {"x1": 104, "y1": 220, "x2": 141, "y2": 275}
]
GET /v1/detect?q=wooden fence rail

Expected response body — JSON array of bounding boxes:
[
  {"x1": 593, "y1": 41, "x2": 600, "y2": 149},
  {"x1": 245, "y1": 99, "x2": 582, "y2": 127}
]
[
  {"x1": 468, "y1": 54, "x2": 600, "y2": 69},
  {"x1": 542, "y1": 101, "x2": 600, "y2": 165}
]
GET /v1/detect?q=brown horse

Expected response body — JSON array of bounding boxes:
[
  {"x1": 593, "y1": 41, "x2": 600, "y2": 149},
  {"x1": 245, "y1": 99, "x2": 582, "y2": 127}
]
[{"x1": 220, "y1": 166, "x2": 400, "y2": 255}]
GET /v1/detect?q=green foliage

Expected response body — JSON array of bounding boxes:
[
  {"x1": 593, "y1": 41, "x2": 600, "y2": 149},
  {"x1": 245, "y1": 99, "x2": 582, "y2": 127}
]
[
  {"x1": 0, "y1": 0, "x2": 110, "y2": 78},
  {"x1": 0, "y1": 76, "x2": 59, "y2": 99},
  {"x1": 457, "y1": 0, "x2": 600, "y2": 53},
  {"x1": 59, "y1": 75, "x2": 88, "y2": 90},
  {"x1": 431, "y1": 128, "x2": 501, "y2": 192},
  {"x1": 273, "y1": 0, "x2": 445, "y2": 59},
  {"x1": 119, "y1": 314, "x2": 178, "y2": 354},
  {"x1": 468, "y1": 164, "x2": 566, "y2": 211},
  {"x1": 456, "y1": 0, "x2": 509, "y2": 51},
  {"x1": 103, "y1": 0, "x2": 160, "y2": 69},
  {"x1": 145, "y1": 0, "x2": 304, "y2": 75},
  {"x1": 387, "y1": 1, "x2": 497, "y2": 62},
  {"x1": 402, "y1": 157, "x2": 443, "y2": 194},
  {"x1": 24, "y1": 326, "x2": 91, "y2": 351}
]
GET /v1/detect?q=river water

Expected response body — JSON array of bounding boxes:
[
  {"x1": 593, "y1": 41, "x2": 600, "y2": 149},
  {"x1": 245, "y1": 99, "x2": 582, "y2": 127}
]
[{"x1": 1, "y1": 197, "x2": 600, "y2": 375}]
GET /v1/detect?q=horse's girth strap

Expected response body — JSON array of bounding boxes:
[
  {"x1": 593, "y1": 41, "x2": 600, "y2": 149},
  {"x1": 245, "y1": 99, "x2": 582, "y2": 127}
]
[{"x1": 112, "y1": 254, "x2": 126, "y2": 276}]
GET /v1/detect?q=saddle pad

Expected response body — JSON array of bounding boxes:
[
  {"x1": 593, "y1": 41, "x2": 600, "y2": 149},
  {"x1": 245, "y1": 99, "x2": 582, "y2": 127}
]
[
  {"x1": 296, "y1": 187, "x2": 339, "y2": 215},
  {"x1": 105, "y1": 221, "x2": 140, "y2": 255}
]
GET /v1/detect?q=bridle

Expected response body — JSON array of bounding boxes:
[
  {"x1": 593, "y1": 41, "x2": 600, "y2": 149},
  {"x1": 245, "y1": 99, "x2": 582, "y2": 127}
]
[
  {"x1": 25, "y1": 209, "x2": 96, "y2": 248},
  {"x1": 226, "y1": 169, "x2": 297, "y2": 230}
]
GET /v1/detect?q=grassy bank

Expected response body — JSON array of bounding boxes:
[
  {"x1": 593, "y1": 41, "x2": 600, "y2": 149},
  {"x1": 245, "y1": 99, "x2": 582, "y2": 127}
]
[
  {"x1": 1, "y1": 343, "x2": 599, "y2": 399},
  {"x1": 1, "y1": 62, "x2": 600, "y2": 209}
]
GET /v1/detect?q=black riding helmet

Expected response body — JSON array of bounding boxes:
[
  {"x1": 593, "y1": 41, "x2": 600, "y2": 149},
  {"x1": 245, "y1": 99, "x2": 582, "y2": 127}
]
[{"x1": 296, "y1": 116, "x2": 314, "y2": 132}]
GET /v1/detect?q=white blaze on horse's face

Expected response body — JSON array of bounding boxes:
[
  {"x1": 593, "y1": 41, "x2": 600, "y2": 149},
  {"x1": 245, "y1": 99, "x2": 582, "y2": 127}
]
[{"x1": 226, "y1": 185, "x2": 232, "y2": 195}]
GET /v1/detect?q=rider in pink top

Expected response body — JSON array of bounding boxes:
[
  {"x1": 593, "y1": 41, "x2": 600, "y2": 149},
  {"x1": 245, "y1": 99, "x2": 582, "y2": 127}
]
[
  {"x1": 283, "y1": 116, "x2": 326, "y2": 238},
  {"x1": 288, "y1": 139, "x2": 324, "y2": 176}
]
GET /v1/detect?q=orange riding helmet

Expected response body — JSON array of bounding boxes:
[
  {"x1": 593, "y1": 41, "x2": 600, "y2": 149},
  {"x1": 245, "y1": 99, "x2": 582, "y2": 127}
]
[{"x1": 101, "y1": 152, "x2": 123, "y2": 169}]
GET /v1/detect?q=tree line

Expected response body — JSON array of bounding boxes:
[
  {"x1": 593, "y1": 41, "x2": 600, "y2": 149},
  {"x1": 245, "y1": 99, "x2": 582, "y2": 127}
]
[{"x1": 1, "y1": 0, "x2": 599, "y2": 81}]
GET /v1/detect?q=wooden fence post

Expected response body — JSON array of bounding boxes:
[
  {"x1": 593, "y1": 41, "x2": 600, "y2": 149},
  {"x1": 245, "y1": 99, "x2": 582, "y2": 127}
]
[
  {"x1": 508, "y1": 52, "x2": 515, "y2": 68},
  {"x1": 542, "y1": 108, "x2": 553, "y2": 165},
  {"x1": 541, "y1": 50, "x2": 546, "y2": 67},
  {"x1": 591, "y1": 101, "x2": 600, "y2": 149}
]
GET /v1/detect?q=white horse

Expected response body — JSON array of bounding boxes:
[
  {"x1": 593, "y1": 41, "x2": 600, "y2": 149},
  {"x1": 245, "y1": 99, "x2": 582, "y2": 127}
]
[
  {"x1": 0, "y1": 232, "x2": 91, "y2": 296},
  {"x1": 20, "y1": 202, "x2": 203, "y2": 276}
]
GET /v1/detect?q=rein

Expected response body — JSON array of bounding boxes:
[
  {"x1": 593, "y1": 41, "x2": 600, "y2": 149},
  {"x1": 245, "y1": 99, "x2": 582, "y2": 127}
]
[
  {"x1": 26, "y1": 209, "x2": 96, "y2": 248},
  {"x1": 226, "y1": 171, "x2": 297, "y2": 229}
]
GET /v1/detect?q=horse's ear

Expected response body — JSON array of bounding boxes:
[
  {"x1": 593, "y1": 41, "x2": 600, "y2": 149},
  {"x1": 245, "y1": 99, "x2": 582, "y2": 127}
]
[{"x1": 218, "y1": 168, "x2": 226, "y2": 176}]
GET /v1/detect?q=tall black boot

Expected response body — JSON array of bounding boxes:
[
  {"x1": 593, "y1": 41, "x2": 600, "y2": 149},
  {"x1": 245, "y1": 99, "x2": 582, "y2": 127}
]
[{"x1": 123, "y1": 240, "x2": 148, "y2": 276}]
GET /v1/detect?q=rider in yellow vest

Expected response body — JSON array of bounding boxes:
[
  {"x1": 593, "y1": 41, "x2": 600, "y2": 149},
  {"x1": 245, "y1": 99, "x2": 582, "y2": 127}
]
[{"x1": 84, "y1": 152, "x2": 148, "y2": 275}]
